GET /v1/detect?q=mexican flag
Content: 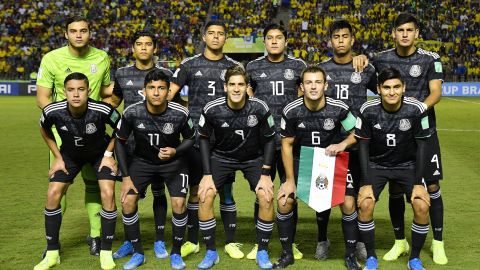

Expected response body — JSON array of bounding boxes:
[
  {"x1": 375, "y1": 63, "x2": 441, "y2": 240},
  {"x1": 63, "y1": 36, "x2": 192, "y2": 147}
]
[{"x1": 297, "y1": 146, "x2": 349, "y2": 213}]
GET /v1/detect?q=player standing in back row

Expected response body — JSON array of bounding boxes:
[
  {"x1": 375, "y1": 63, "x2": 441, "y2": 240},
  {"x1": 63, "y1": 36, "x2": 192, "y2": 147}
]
[
  {"x1": 36, "y1": 15, "x2": 112, "y2": 256},
  {"x1": 167, "y1": 21, "x2": 244, "y2": 259},
  {"x1": 316, "y1": 19, "x2": 376, "y2": 265},
  {"x1": 367, "y1": 13, "x2": 446, "y2": 265},
  {"x1": 246, "y1": 23, "x2": 307, "y2": 260},
  {"x1": 106, "y1": 29, "x2": 173, "y2": 260}
]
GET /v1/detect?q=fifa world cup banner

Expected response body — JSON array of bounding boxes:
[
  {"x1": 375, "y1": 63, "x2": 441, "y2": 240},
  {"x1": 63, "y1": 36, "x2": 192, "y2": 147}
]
[{"x1": 297, "y1": 146, "x2": 349, "y2": 212}]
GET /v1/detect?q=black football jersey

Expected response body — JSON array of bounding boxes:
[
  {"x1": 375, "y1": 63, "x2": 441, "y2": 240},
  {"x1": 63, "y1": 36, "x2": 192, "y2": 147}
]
[
  {"x1": 40, "y1": 99, "x2": 121, "y2": 159},
  {"x1": 246, "y1": 55, "x2": 307, "y2": 146},
  {"x1": 116, "y1": 101, "x2": 195, "y2": 164},
  {"x1": 319, "y1": 58, "x2": 377, "y2": 116},
  {"x1": 112, "y1": 63, "x2": 173, "y2": 108},
  {"x1": 371, "y1": 48, "x2": 443, "y2": 129},
  {"x1": 281, "y1": 97, "x2": 356, "y2": 159},
  {"x1": 171, "y1": 53, "x2": 242, "y2": 127},
  {"x1": 198, "y1": 97, "x2": 275, "y2": 162},
  {"x1": 355, "y1": 97, "x2": 431, "y2": 169}
]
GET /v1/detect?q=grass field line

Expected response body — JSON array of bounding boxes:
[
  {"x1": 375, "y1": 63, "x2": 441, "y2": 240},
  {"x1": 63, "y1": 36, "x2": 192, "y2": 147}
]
[
  {"x1": 445, "y1": 97, "x2": 480, "y2": 104},
  {"x1": 438, "y1": 128, "x2": 480, "y2": 132}
]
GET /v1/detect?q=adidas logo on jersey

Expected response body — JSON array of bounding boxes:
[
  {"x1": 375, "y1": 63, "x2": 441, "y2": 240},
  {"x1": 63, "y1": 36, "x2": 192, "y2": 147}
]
[
  {"x1": 181, "y1": 188, "x2": 187, "y2": 194},
  {"x1": 137, "y1": 123, "x2": 146, "y2": 129},
  {"x1": 298, "y1": 122, "x2": 306, "y2": 128},
  {"x1": 374, "y1": 123, "x2": 381, "y2": 129},
  {"x1": 195, "y1": 70, "x2": 203, "y2": 77},
  {"x1": 326, "y1": 75, "x2": 332, "y2": 81},
  {"x1": 347, "y1": 183, "x2": 354, "y2": 188},
  {"x1": 221, "y1": 122, "x2": 230, "y2": 127},
  {"x1": 60, "y1": 126, "x2": 68, "y2": 131},
  {"x1": 433, "y1": 170, "x2": 441, "y2": 176},
  {"x1": 260, "y1": 72, "x2": 267, "y2": 78},
  {"x1": 126, "y1": 80, "x2": 133, "y2": 86}
]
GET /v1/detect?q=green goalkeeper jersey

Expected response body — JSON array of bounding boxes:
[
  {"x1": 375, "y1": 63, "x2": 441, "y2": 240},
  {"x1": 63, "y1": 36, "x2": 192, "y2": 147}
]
[{"x1": 37, "y1": 45, "x2": 110, "y2": 102}]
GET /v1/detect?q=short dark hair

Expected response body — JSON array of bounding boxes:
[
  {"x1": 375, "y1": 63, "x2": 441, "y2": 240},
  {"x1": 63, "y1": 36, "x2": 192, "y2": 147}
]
[
  {"x1": 301, "y1": 66, "x2": 327, "y2": 82},
  {"x1": 203, "y1": 20, "x2": 227, "y2": 34},
  {"x1": 64, "y1": 72, "x2": 89, "y2": 87},
  {"x1": 131, "y1": 30, "x2": 157, "y2": 48},
  {"x1": 393, "y1": 13, "x2": 419, "y2": 29},
  {"x1": 329, "y1": 19, "x2": 353, "y2": 37},
  {"x1": 144, "y1": 69, "x2": 170, "y2": 88},
  {"x1": 263, "y1": 23, "x2": 288, "y2": 40},
  {"x1": 65, "y1": 15, "x2": 89, "y2": 31},
  {"x1": 377, "y1": 68, "x2": 404, "y2": 85},
  {"x1": 225, "y1": 65, "x2": 248, "y2": 84}
]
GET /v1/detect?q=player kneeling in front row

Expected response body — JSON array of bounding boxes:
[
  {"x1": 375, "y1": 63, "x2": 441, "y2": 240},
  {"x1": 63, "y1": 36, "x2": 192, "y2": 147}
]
[
  {"x1": 196, "y1": 66, "x2": 276, "y2": 270},
  {"x1": 274, "y1": 66, "x2": 357, "y2": 269},
  {"x1": 355, "y1": 68, "x2": 431, "y2": 270},
  {"x1": 115, "y1": 70, "x2": 195, "y2": 270},
  {"x1": 35, "y1": 72, "x2": 121, "y2": 270}
]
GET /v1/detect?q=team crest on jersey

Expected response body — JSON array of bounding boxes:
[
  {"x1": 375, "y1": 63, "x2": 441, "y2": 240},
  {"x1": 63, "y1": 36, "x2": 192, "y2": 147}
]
[
  {"x1": 284, "y1": 69, "x2": 295, "y2": 80},
  {"x1": 323, "y1": 118, "x2": 335, "y2": 130},
  {"x1": 247, "y1": 115, "x2": 258, "y2": 127},
  {"x1": 409, "y1": 65, "x2": 422, "y2": 77},
  {"x1": 199, "y1": 115, "x2": 205, "y2": 127},
  {"x1": 86, "y1": 123, "x2": 97, "y2": 134},
  {"x1": 90, "y1": 64, "x2": 97, "y2": 74},
  {"x1": 220, "y1": 69, "x2": 227, "y2": 81},
  {"x1": 350, "y1": 72, "x2": 362, "y2": 84},
  {"x1": 315, "y1": 174, "x2": 328, "y2": 190},
  {"x1": 162, "y1": 123, "x2": 174, "y2": 134},
  {"x1": 399, "y1": 119, "x2": 411, "y2": 131}
]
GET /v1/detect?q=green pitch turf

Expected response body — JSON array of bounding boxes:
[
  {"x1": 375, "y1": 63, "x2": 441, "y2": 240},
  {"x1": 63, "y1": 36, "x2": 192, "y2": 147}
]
[{"x1": 0, "y1": 96, "x2": 479, "y2": 269}]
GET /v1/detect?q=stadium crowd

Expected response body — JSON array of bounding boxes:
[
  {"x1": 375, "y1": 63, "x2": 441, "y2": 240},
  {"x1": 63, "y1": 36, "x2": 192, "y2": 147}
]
[
  {"x1": 210, "y1": 0, "x2": 278, "y2": 39},
  {"x1": 0, "y1": 0, "x2": 208, "y2": 80},
  {"x1": 287, "y1": 0, "x2": 480, "y2": 81},
  {"x1": 0, "y1": 0, "x2": 479, "y2": 81}
]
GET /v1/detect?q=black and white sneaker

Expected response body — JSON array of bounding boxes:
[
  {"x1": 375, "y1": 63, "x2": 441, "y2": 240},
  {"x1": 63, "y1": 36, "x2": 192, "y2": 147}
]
[
  {"x1": 344, "y1": 253, "x2": 361, "y2": 270},
  {"x1": 86, "y1": 236, "x2": 101, "y2": 256},
  {"x1": 272, "y1": 250, "x2": 294, "y2": 269}
]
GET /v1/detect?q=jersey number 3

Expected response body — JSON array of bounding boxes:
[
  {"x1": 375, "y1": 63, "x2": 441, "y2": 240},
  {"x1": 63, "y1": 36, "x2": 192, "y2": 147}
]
[{"x1": 208, "y1": 81, "x2": 216, "y2": 96}]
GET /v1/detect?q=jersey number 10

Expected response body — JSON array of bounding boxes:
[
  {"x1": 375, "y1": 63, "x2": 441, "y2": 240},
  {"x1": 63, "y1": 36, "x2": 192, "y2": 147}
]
[{"x1": 270, "y1": 81, "x2": 284, "y2": 96}]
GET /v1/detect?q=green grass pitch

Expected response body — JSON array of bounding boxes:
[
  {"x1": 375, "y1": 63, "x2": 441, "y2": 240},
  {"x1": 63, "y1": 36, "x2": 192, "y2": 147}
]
[{"x1": 0, "y1": 96, "x2": 479, "y2": 269}]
